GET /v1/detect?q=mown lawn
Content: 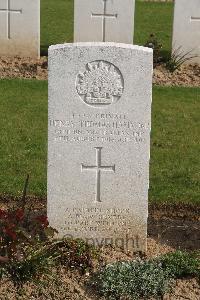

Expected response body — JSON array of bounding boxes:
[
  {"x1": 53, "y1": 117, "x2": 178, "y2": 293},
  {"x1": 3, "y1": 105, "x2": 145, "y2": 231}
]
[
  {"x1": 0, "y1": 79, "x2": 199, "y2": 204},
  {"x1": 41, "y1": 0, "x2": 173, "y2": 56}
]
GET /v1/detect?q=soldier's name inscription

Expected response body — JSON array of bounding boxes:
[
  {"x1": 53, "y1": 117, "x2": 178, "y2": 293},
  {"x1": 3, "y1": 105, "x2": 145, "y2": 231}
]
[{"x1": 50, "y1": 112, "x2": 149, "y2": 144}]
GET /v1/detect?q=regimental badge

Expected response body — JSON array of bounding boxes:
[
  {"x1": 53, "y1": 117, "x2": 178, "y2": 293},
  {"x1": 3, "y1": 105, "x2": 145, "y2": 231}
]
[{"x1": 76, "y1": 60, "x2": 124, "y2": 107}]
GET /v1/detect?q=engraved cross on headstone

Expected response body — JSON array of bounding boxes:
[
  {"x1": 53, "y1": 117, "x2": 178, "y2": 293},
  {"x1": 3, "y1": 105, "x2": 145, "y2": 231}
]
[
  {"x1": 81, "y1": 147, "x2": 115, "y2": 203},
  {"x1": 191, "y1": 15, "x2": 200, "y2": 23},
  {"x1": 0, "y1": 0, "x2": 22, "y2": 39},
  {"x1": 91, "y1": 0, "x2": 118, "y2": 42}
]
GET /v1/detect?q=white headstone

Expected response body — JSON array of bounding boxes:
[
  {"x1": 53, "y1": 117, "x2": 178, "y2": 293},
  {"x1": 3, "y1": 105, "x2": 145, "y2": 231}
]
[
  {"x1": 74, "y1": 0, "x2": 135, "y2": 44},
  {"x1": 172, "y1": 0, "x2": 200, "y2": 64},
  {"x1": 48, "y1": 42, "x2": 153, "y2": 252},
  {"x1": 0, "y1": 0, "x2": 40, "y2": 58}
]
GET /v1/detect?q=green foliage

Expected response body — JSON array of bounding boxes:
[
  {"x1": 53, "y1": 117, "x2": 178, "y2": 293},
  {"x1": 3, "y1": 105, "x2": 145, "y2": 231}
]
[
  {"x1": 0, "y1": 265, "x2": 6, "y2": 279},
  {"x1": 166, "y1": 47, "x2": 198, "y2": 73},
  {"x1": 0, "y1": 186, "x2": 57, "y2": 285},
  {"x1": 92, "y1": 251, "x2": 200, "y2": 300},
  {"x1": 144, "y1": 33, "x2": 163, "y2": 65},
  {"x1": 53, "y1": 238, "x2": 99, "y2": 273},
  {"x1": 159, "y1": 251, "x2": 200, "y2": 278},
  {"x1": 1, "y1": 243, "x2": 59, "y2": 286},
  {"x1": 0, "y1": 237, "x2": 99, "y2": 286},
  {"x1": 92, "y1": 260, "x2": 172, "y2": 300},
  {"x1": 0, "y1": 238, "x2": 99, "y2": 286}
]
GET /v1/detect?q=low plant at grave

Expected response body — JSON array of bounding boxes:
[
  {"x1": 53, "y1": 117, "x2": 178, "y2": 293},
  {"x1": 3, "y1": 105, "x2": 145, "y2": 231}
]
[
  {"x1": 50, "y1": 238, "x2": 100, "y2": 274},
  {"x1": 165, "y1": 46, "x2": 198, "y2": 73},
  {"x1": 2, "y1": 243, "x2": 59, "y2": 285},
  {"x1": 0, "y1": 174, "x2": 56, "y2": 261},
  {"x1": 0, "y1": 206, "x2": 98, "y2": 284},
  {"x1": 144, "y1": 33, "x2": 163, "y2": 66},
  {"x1": 0, "y1": 175, "x2": 100, "y2": 286},
  {"x1": 159, "y1": 250, "x2": 200, "y2": 279},
  {"x1": 91, "y1": 251, "x2": 200, "y2": 300},
  {"x1": 0, "y1": 206, "x2": 55, "y2": 260},
  {"x1": 0, "y1": 205, "x2": 58, "y2": 284}
]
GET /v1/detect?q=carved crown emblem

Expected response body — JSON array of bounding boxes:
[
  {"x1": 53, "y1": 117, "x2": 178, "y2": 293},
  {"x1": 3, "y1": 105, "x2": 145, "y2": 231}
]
[{"x1": 76, "y1": 60, "x2": 124, "y2": 107}]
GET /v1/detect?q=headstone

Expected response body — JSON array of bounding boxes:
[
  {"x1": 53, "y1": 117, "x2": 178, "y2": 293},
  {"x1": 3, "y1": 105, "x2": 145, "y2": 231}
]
[
  {"x1": 0, "y1": 0, "x2": 40, "y2": 58},
  {"x1": 172, "y1": 0, "x2": 200, "y2": 64},
  {"x1": 48, "y1": 42, "x2": 153, "y2": 252},
  {"x1": 74, "y1": 0, "x2": 135, "y2": 44}
]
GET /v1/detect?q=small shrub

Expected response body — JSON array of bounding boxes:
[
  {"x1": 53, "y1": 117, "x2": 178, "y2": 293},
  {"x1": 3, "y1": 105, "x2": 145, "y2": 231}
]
[
  {"x1": 5, "y1": 243, "x2": 59, "y2": 286},
  {"x1": 165, "y1": 46, "x2": 198, "y2": 72},
  {"x1": 92, "y1": 251, "x2": 200, "y2": 300},
  {"x1": 0, "y1": 175, "x2": 56, "y2": 261},
  {"x1": 0, "y1": 177, "x2": 99, "y2": 285},
  {"x1": 0, "y1": 265, "x2": 7, "y2": 280},
  {"x1": 144, "y1": 33, "x2": 163, "y2": 66},
  {"x1": 159, "y1": 251, "x2": 200, "y2": 278},
  {"x1": 0, "y1": 207, "x2": 56, "y2": 260},
  {"x1": 53, "y1": 238, "x2": 99, "y2": 273},
  {"x1": 92, "y1": 260, "x2": 172, "y2": 300}
]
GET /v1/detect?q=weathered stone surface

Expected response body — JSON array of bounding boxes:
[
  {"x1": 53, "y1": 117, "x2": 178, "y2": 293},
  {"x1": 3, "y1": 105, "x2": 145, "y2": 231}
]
[
  {"x1": 0, "y1": 0, "x2": 40, "y2": 58},
  {"x1": 172, "y1": 0, "x2": 200, "y2": 64},
  {"x1": 48, "y1": 43, "x2": 153, "y2": 252},
  {"x1": 74, "y1": 0, "x2": 135, "y2": 44}
]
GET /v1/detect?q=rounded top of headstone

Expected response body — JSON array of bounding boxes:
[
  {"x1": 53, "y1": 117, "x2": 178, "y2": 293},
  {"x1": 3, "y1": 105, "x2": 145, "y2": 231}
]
[{"x1": 48, "y1": 42, "x2": 153, "y2": 54}]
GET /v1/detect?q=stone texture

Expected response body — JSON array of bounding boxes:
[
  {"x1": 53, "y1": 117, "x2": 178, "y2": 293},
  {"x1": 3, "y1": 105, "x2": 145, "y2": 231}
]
[
  {"x1": 172, "y1": 0, "x2": 200, "y2": 64},
  {"x1": 48, "y1": 43, "x2": 153, "y2": 252},
  {"x1": 74, "y1": 0, "x2": 135, "y2": 44},
  {"x1": 0, "y1": 0, "x2": 40, "y2": 58}
]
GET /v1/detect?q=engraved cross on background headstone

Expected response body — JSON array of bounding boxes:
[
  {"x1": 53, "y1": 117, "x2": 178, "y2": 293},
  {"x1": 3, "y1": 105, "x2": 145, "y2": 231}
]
[
  {"x1": 91, "y1": 0, "x2": 118, "y2": 42},
  {"x1": 0, "y1": 0, "x2": 22, "y2": 39},
  {"x1": 81, "y1": 147, "x2": 115, "y2": 203},
  {"x1": 191, "y1": 15, "x2": 200, "y2": 23}
]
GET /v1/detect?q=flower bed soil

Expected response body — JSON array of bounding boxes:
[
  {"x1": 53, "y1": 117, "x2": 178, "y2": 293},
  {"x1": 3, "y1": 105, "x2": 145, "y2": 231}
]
[
  {"x1": 0, "y1": 56, "x2": 200, "y2": 87},
  {"x1": 0, "y1": 196, "x2": 199, "y2": 299}
]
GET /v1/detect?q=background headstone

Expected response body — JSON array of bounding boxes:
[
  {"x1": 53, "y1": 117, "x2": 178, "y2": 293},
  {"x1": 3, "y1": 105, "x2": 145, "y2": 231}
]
[
  {"x1": 0, "y1": 0, "x2": 40, "y2": 58},
  {"x1": 172, "y1": 0, "x2": 200, "y2": 64},
  {"x1": 48, "y1": 43, "x2": 153, "y2": 252},
  {"x1": 74, "y1": 0, "x2": 135, "y2": 44}
]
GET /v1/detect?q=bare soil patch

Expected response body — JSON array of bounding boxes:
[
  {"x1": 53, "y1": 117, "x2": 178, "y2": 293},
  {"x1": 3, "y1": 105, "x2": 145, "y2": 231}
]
[
  {"x1": 153, "y1": 64, "x2": 200, "y2": 87},
  {"x1": 0, "y1": 56, "x2": 199, "y2": 87},
  {"x1": 0, "y1": 196, "x2": 199, "y2": 299},
  {"x1": 0, "y1": 56, "x2": 48, "y2": 80}
]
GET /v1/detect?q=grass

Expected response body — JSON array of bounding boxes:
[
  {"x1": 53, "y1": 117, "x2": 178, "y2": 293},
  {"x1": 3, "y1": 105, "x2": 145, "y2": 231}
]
[
  {"x1": 134, "y1": 1, "x2": 173, "y2": 57},
  {"x1": 150, "y1": 87, "x2": 200, "y2": 203},
  {"x1": 41, "y1": 0, "x2": 173, "y2": 56},
  {"x1": 0, "y1": 80, "x2": 47, "y2": 197},
  {"x1": 0, "y1": 79, "x2": 199, "y2": 204},
  {"x1": 41, "y1": 0, "x2": 74, "y2": 55}
]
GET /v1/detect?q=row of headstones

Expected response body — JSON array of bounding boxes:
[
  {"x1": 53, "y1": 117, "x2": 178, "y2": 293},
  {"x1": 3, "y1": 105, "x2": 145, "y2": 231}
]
[{"x1": 0, "y1": 0, "x2": 199, "y2": 63}]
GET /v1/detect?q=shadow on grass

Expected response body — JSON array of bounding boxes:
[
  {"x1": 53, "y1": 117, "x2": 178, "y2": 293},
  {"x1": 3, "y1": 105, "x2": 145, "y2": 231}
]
[{"x1": 41, "y1": 46, "x2": 49, "y2": 57}]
